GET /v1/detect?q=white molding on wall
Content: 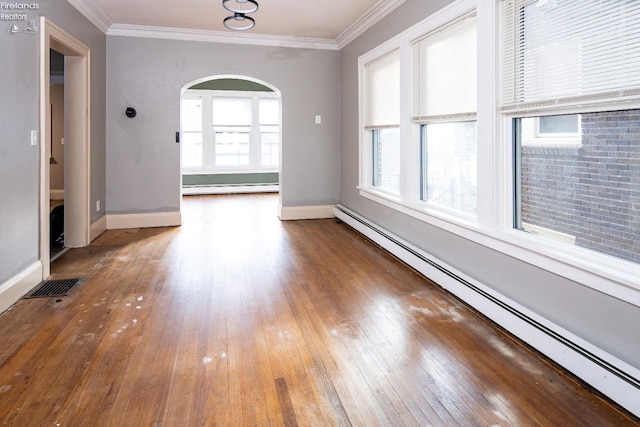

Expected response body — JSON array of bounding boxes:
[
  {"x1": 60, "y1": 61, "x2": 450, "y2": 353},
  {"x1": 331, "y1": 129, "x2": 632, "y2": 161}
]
[
  {"x1": 182, "y1": 185, "x2": 279, "y2": 195},
  {"x1": 106, "y1": 211, "x2": 182, "y2": 230},
  {"x1": 69, "y1": 0, "x2": 405, "y2": 50},
  {"x1": 0, "y1": 262, "x2": 42, "y2": 315},
  {"x1": 107, "y1": 24, "x2": 340, "y2": 50},
  {"x1": 334, "y1": 204, "x2": 640, "y2": 419},
  {"x1": 279, "y1": 204, "x2": 335, "y2": 221},
  {"x1": 90, "y1": 215, "x2": 107, "y2": 241},
  {"x1": 336, "y1": 0, "x2": 408, "y2": 49},
  {"x1": 66, "y1": 0, "x2": 112, "y2": 33}
]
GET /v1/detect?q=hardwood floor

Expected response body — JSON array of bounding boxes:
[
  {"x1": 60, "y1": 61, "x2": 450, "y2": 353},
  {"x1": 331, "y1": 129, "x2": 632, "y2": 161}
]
[{"x1": 0, "y1": 194, "x2": 636, "y2": 426}]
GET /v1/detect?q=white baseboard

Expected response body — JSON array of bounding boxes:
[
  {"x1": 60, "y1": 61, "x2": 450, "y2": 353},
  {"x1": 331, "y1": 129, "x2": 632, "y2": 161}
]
[
  {"x1": 50, "y1": 189, "x2": 64, "y2": 200},
  {"x1": 182, "y1": 185, "x2": 279, "y2": 195},
  {"x1": 106, "y1": 211, "x2": 182, "y2": 230},
  {"x1": 335, "y1": 204, "x2": 640, "y2": 418},
  {"x1": 279, "y1": 204, "x2": 335, "y2": 221},
  {"x1": 90, "y1": 215, "x2": 107, "y2": 241},
  {"x1": 0, "y1": 262, "x2": 42, "y2": 314}
]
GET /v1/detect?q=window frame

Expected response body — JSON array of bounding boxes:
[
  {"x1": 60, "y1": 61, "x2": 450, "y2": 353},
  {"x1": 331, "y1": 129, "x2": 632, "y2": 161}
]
[
  {"x1": 181, "y1": 89, "x2": 281, "y2": 174},
  {"x1": 355, "y1": 0, "x2": 640, "y2": 306},
  {"x1": 357, "y1": 0, "x2": 481, "y2": 227}
]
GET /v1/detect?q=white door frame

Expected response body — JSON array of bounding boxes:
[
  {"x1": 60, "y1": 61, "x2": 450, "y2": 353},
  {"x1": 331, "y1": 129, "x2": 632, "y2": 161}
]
[{"x1": 39, "y1": 17, "x2": 91, "y2": 278}]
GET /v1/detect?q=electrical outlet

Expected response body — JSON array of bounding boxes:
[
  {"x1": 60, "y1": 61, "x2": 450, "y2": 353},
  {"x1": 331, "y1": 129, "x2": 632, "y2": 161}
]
[
  {"x1": 96, "y1": 200, "x2": 101, "y2": 212},
  {"x1": 315, "y1": 115, "x2": 322, "y2": 124}
]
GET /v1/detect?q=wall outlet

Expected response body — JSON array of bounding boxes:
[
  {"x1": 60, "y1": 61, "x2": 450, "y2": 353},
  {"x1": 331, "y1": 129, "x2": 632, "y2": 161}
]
[
  {"x1": 96, "y1": 200, "x2": 101, "y2": 212},
  {"x1": 315, "y1": 115, "x2": 322, "y2": 124}
]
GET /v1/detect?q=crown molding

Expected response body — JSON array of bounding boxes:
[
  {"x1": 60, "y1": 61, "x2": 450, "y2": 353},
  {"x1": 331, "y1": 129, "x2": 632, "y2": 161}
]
[
  {"x1": 107, "y1": 24, "x2": 340, "y2": 50},
  {"x1": 68, "y1": 0, "x2": 406, "y2": 51},
  {"x1": 336, "y1": 0, "x2": 408, "y2": 49},
  {"x1": 66, "y1": 0, "x2": 111, "y2": 33}
]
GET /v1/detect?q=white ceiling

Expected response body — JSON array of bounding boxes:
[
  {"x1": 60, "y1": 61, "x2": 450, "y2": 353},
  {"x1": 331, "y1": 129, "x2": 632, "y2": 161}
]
[{"x1": 69, "y1": 0, "x2": 407, "y2": 49}]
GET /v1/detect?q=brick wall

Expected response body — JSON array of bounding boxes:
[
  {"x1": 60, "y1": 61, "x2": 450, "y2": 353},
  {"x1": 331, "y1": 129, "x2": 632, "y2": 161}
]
[{"x1": 520, "y1": 109, "x2": 640, "y2": 264}]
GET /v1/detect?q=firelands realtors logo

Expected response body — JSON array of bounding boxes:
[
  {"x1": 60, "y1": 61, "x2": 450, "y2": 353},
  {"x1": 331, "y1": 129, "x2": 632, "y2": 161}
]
[
  {"x1": 1, "y1": 2, "x2": 38, "y2": 20},
  {"x1": 1, "y1": 2, "x2": 39, "y2": 34}
]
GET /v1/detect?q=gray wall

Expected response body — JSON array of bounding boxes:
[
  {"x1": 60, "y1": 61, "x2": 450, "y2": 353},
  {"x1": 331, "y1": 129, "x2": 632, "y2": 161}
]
[
  {"x1": 0, "y1": 1, "x2": 106, "y2": 285},
  {"x1": 106, "y1": 37, "x2": 340, "y2": 214},
  {"x1": 339, "y1": 0, "x2": 640, "y2": 368}
]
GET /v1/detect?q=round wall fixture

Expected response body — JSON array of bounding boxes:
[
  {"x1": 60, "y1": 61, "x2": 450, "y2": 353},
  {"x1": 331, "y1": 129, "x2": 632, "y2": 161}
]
[
  {"x1": 222, "y1": 0, "x2": 259, "y2": 14},
  {"x1": 223, "y1": 12, "x2": 256, "y2": 31},
  {"x1": 125, "y1": 107, "x2": 137, "y2": 118}
]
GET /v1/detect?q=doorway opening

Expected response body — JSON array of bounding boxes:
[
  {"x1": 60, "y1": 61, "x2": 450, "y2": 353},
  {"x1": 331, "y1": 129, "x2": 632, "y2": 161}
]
[
  {"x1": 179, "y1": 76, "x2": 282, "y2": 198},
  {"x1": 49, "y1": 49, "x2": 65, "y2": 260},
  {"x1": 39, "y1": 18, "x2": 90, "y2": 279}
]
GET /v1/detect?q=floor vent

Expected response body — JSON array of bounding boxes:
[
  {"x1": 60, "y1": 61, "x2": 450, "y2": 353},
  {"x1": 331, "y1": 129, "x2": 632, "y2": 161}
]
[{"x1": 24, "y1": 278, "x2": 82, "y2": 299}]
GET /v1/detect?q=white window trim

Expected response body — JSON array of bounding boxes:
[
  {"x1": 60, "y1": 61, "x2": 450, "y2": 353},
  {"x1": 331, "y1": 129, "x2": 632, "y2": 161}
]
[
  {"x1": 181, "y1": 89, "x2": 280, "y2": 173},
  {"x1": 358, "y1": 0, "x2": 479, "y2": 221},
  {"x1": 356, "y1": 0, "x2": 640, "y2": 307}
]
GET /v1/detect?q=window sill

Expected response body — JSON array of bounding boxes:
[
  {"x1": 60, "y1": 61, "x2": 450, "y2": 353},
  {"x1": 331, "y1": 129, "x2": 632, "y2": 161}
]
[
  {"x1": 358, "y1": 186, "x2": 640, "y2": 307},
  {"x1": 358, "y1": 186, "x2": 479, "y2": 234}
]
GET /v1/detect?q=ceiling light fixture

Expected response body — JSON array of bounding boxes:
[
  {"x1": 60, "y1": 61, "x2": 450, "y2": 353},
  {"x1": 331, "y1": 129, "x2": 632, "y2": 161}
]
[{"x1": 222, "y1": 0, "x2": 258, "y2": 31}]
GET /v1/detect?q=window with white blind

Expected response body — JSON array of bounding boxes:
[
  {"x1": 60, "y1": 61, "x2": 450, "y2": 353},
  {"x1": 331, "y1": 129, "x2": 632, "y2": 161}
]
[
  {"x1": 503, "y1": 0, "x2": 640, "y2": 265},
  {"x1": 413, "y1": 15, "x2": 477, "y2": 121},
  {"x1": 501, "y1": 0, "x2": 640, "y2": 112},
  {"x1": 414, "y1": 15, "x2": 478, "y2": 218},
  {"x1": 181, "y1": 90, "x2": 280, "y2": 172},
  {"x1": 354, "y1": 0, "x2": 640, "y2": 304},
  {"x1": 357, "y1": 4, "x2": 479, "y2": 224},
  {"x1": 363, "y1": 50, "x2": 401, "y2": 194}
]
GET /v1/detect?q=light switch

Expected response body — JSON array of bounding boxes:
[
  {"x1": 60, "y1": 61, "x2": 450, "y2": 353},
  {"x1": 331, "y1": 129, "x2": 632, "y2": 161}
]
[
  {"x1": 30, "y1": 130, "x2": 38, "y2": 146},
  {"x1": 315, "y1": 115, "x2": 321, "y2": 124}
]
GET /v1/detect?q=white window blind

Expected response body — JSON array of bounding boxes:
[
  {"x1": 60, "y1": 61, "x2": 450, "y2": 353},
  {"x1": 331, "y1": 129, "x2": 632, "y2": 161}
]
[
  {"x1": 501, "y1": 0, "x2": 640, "y2": 112},
  {"x1": 364, "y1": 50, "x2": 400, "y2": 129},
  {"x1": 413, "y1": 15, "x2": 477, "y2": 122}
]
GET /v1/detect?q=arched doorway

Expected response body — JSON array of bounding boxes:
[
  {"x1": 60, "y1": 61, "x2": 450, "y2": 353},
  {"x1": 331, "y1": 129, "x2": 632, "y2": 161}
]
[{"x1": 179, "y1": 75, "x2": 282, "y2": 205}]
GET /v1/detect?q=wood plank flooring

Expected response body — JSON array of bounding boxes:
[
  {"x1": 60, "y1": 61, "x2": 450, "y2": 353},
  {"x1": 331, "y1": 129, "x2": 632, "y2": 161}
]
[{"x1": 0, "y1": 194, "x2": 637, "y2": 426}]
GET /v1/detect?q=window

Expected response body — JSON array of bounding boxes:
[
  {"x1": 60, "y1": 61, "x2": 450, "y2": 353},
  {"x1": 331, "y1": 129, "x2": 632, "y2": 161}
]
[
  {"x1": 181, "y1": 90, "x2": 280, "y2": 171},
  {"x1": 372, "y1": 128, "x2": 400, "y2": 192},
  {"x1": 354, "y1": 0, "x2": 640, "y2": 302},
  {"x1": 181, "y1": 97, "x2": 204, "y2": 168},
  {"x1": 363, "y1": 50, "x2": 400, "y2": 194},
  {"x1": 259, "y1": 98, "x2": 279, "y2": 166},
  {"x1": 415, "y1": 15, "x2": 477, "y2": 218},
  {"x1": 503, "y1": 0, "x2": 640, "y2": 265},
  {"x1": 358, "y1": 5, "x2": 478, "y2": 223},
  {"x1": 421, "y1": 121, "x2": 477, "y2": 216},
  {"x1": 520, "y1": 114, "x2": 582, "y2": 146},
  {"x1": 212, "y1": 97, "x2": 252, "y2": 166},
  {"x1": 538, "y1": 115, "x2": 579, "y2": 135},
  {"x1": 514, "y1": 110, "x2": 640, "y2": 265},
  {"x1": 501, "y1": 0, "x2": 640, "y2": 111}
]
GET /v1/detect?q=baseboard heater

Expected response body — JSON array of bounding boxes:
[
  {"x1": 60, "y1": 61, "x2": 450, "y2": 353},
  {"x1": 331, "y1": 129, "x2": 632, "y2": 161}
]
[
  {"x1": 334, "y1": 204, "x2": 640, "y2": 418},
  {"x1": 182, "y1": 184, "x2": 279, "y2": 195}
]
